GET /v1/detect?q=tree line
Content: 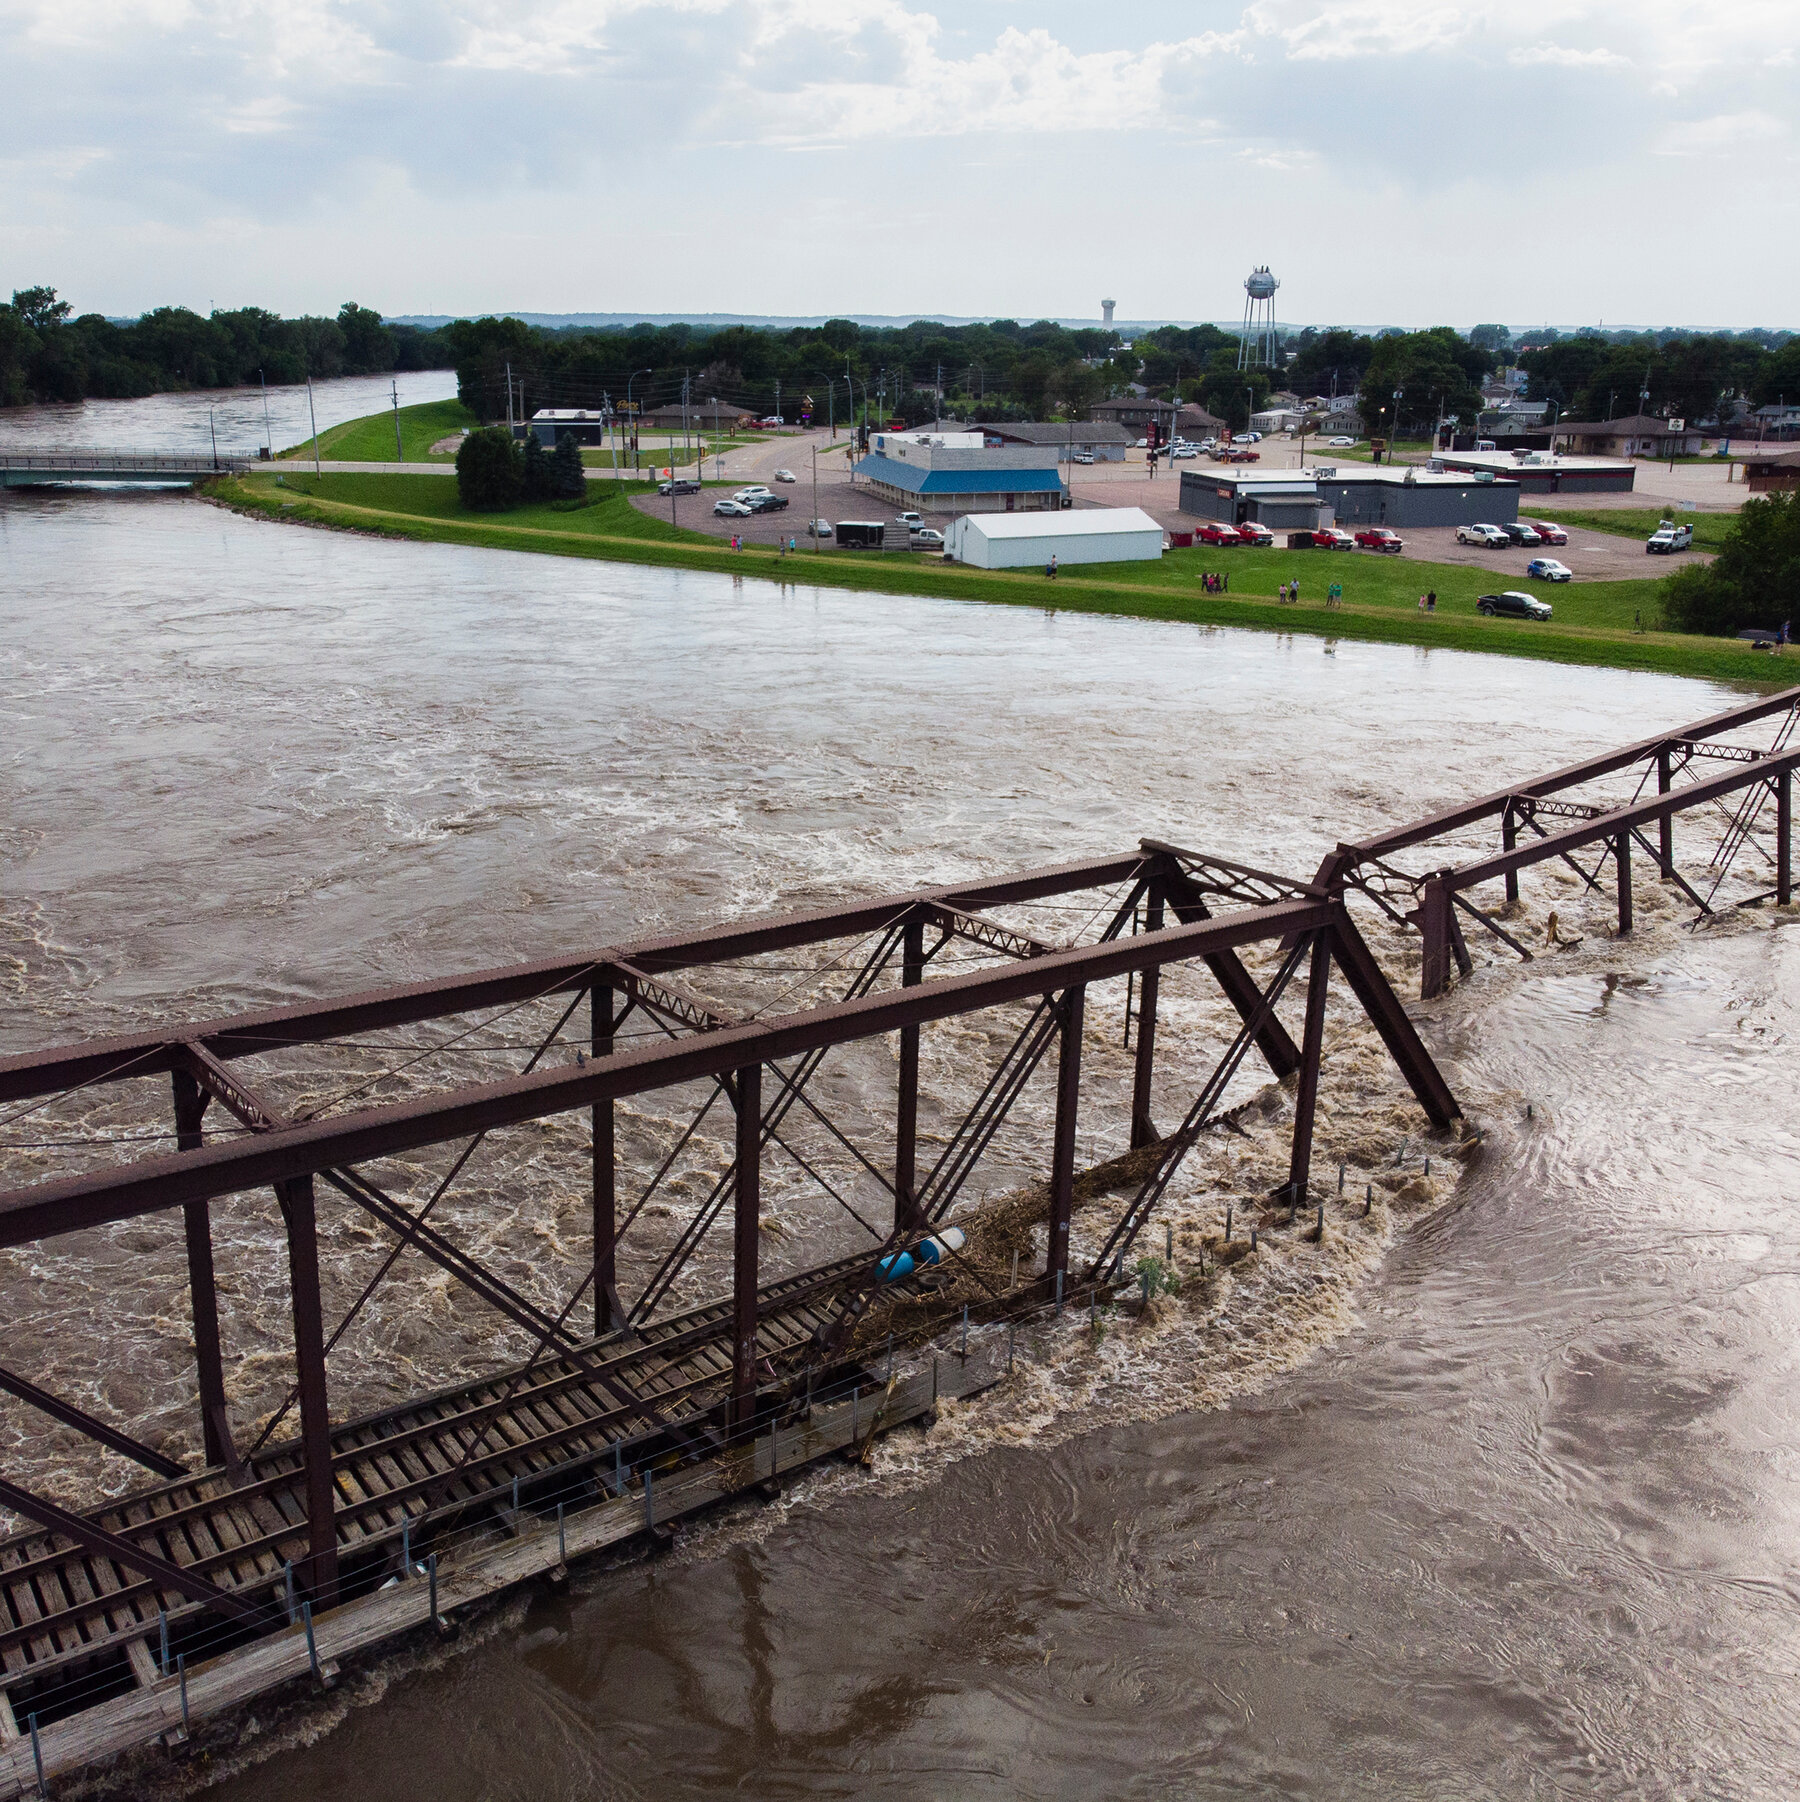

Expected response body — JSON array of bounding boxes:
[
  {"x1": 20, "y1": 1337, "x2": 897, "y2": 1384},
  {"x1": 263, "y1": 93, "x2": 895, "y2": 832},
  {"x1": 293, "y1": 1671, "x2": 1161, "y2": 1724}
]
[
  {"x1": 6, "y1": 283, "x2": 1794, "y2": 440},
  {"x1": 0, "y1": 287, "x2": 453, "y2": 406},
  {"x1": 1515, "y1": 331, "x2": 1799, "y2": 426}
]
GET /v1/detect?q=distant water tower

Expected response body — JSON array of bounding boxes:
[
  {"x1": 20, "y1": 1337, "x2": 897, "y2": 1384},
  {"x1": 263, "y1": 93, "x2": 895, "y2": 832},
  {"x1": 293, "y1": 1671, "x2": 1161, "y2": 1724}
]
[
  {"x1": 1237, "y1": 266, "x2": 1280, "y2": 370},
  {"x1": 1102, "y1": 297, "x2": 1116, "y2": 326}
]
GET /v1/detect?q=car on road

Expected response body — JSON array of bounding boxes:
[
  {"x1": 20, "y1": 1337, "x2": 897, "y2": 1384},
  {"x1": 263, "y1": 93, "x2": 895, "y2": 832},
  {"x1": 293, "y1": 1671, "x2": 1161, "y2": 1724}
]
[
  {"x1": 658, "y1": 478, "x2": 701, "y2": 496},
  {"x1": 1170, "y1": 446, "x2": 1198, "y2": 459},
  {"x1": 1354, "y1": 527, "x2": 1405, "y2": 553},
  {"x1": 1326, "y1": 435, "x2": 1357, "y2": 447},
  {"x1": 757, "y1": 416, "x2": 785, "y2": 427},
  {"x1": 713, "y1": 499, "x2": 753, "y2": 517},
  {"x1": 1525, "y1": 520, "x2": 1567, "y2": 544},
  {"x1": 911, "y1": 527, "x2": 945, "y2": 548},
  {"x1": 1072, "y1": 451, "x2": 1096, "y2": 464},
  {"x1": 1311, "y1": 527, "x2": 1356, "y2": 550},
  {"x1": 1242, "y1": 432, "x2": 1263, "y2": 443},
  {"x1": 773, "y1": 469, "x2": 797, "y2": 483},
  {"x1": 733, "y1": 486, "x2": 772, "y2": 503},
  {"x1": 895, "y1": 511, "x2": 925, "y2": 530},
  {"x1": 805, "y1": 518, "x2": 833, "y2": 538},
  {"x1": 1526, "y1": 556, "x2": 1572, "y2": 582},
  {"x1": 1226, "y1": 448, "x2": 1262, "y2": 463},
  {"x1": 1198, "y1": 522, "x2": 1246, "y2": 546},
  {"x1": 1235, "y1": 521, "x2": 1274, "y2": 545},
  {"x1": 1647, "y1": 522, "x2": 1693, "y2": 553},
  {"x1": 1457, "y1": 523, "x2": 1510, "y2": 547},
  {"x1": 746, "y1": 493, "x2": 789, "y2": 513},
  {"x1": 1478, "y1": 591, "x2": 1554, "y2": 620},
  {"x1": 1501, "y1": 522, "x2": 1543, "y2": 546}
]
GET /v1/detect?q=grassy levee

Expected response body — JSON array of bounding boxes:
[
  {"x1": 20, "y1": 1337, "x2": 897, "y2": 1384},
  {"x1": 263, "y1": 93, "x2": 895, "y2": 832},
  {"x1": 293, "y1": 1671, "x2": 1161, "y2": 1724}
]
[
  {"x1": 212, "y1": 470, "x2": 1792, "y2": 688},
  {"x1": 1549, "y1": 507, "x2": 1737, "y2": 552},
  {"x1": 279, "y1": 399, "x2": 477, "y2": 463}
]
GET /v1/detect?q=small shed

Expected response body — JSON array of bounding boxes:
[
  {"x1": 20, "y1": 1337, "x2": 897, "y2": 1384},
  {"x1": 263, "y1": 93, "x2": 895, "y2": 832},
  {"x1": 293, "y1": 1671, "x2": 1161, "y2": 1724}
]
[{"x1": 945, "y1": 508, "x2": 1163, "y2": 570}]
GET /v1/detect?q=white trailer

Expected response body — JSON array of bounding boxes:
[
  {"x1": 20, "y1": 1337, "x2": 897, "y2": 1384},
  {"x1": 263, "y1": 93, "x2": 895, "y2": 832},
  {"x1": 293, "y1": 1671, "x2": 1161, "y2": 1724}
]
[{"x1": 945, "y1": 507, "x2": 1164, "y2": 570}]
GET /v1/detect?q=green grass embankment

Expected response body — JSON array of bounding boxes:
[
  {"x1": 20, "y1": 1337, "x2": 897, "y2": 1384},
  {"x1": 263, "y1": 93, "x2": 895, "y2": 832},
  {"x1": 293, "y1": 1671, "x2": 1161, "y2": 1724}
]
[
  {"x1": 213, "y1": 470, "x2": 1795, "y2": 688},
  {"x1": 280, "y1": 399, "x2": 477, "y2": 463},
  {"x1": 1550, "y1": 508, "x2": 1737, "y2": 551}
]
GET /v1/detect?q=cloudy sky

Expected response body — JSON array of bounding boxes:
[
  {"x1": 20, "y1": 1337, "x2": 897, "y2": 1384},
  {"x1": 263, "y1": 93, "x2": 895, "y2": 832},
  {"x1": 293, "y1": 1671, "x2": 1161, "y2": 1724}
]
[{"x1": 3, "y1": 0, "x2": 1796, "y2": 328}]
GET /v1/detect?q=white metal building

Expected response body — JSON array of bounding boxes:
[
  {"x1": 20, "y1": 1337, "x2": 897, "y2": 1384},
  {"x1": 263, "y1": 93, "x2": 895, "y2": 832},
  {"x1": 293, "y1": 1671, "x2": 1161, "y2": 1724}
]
[{"x1": 945, "y1": 507, "x2": 1164, "y2": 570}]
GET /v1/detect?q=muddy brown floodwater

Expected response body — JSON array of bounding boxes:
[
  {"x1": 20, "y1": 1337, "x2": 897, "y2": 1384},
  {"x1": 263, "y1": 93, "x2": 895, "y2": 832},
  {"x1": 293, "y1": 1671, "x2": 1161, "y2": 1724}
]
[{"x1": 4, "y1": 469, "x2": 1800, "y2": 1800}]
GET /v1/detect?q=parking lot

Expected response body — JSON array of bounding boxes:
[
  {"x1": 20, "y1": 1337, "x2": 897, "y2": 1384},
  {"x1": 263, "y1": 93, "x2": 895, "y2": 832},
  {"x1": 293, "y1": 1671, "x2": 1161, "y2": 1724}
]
[{"x1": 623, "y1": 430, "x2": 1712, "y2": 581}]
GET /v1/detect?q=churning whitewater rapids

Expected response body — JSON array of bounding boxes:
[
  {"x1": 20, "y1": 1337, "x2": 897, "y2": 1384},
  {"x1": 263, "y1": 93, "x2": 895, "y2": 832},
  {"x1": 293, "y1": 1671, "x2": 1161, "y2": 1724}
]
[{"x1": 3, "y1": 396, "x2": 1799, "y2": 1798}]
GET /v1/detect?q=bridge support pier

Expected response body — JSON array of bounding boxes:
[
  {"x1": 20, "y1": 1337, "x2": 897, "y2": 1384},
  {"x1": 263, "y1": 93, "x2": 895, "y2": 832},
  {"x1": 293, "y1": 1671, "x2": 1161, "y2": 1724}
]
[
  {"x1": 1615, "y1": 831, "x2": 1632, "y2": 936},
  {"x1": 1130, "y1": 888, "x2": 1163, "y2": 1148},
  {"x1": 277, "y1": 1174, "x2": 339, "y2": 1606},
  {"x1": 1658, "y1": 749, "x2": 1675, "y2": 876},
  {"x1": 172, "y1": 1071, "x2": 234, "y2": 1473},
  {"x1": 1285, "y1": 930, "x2": 1331, "y2": 1205},
  {"x1": 1047, "y1": 987, "x2": 1084, "y2": 1287},
  {"x1": 592, "y1": 983, "x2": 618, "y2": 1335},
  {"x1": 732, "y1": 1063, "x2": 762, "y2": 1433},
  {"x1": 1779, "y1": 771, "x2": 1792, "y2": 906},
  {"x1": 894, "y1": 919, "x2": 923, "y2": 1232}
]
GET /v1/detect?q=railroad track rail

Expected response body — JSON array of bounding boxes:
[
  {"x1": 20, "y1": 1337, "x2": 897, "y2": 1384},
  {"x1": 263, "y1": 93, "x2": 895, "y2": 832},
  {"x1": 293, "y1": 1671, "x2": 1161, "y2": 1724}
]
[{"x1": 0, "y1": 1249, "x2": 874, "y2": 1726}]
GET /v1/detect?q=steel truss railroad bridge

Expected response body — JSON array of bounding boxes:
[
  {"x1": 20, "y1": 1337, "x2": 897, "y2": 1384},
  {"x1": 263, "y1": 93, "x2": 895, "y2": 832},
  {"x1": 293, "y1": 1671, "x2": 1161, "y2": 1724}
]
[{"x1": 0, "y1": 685, "x2": 1794, "y2": 1788}]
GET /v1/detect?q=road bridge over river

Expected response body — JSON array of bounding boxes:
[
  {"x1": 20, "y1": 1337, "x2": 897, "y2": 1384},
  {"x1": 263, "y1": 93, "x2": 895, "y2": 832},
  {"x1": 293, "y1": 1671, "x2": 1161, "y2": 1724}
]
[
  {"x1": 0, "y1": 689, "x2": 1796, "y2": 1796},
  {"x1": 0, "y1": 451, "x2": 255, "y2": 488}
]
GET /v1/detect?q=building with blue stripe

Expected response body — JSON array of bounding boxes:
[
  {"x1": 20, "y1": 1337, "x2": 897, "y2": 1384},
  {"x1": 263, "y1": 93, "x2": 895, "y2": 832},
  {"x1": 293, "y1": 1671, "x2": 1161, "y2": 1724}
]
[{"x1": 853, "y1": 431, "x2": 1068, "y2": 514}]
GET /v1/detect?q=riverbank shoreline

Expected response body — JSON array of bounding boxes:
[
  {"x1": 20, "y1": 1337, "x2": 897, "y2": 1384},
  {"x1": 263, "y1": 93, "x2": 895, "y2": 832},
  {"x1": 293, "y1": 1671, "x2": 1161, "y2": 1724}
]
[{"x1": 207, "y1": 471, "x2": 1789, "y2": 690}]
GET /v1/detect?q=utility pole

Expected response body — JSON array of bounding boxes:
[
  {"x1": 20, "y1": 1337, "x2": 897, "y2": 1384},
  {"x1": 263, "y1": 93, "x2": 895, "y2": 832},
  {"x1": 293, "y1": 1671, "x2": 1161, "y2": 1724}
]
[
  {"x1": 505, "y1": 361, "x2": 514, "y2": 434},
  {"x1": 209, "y1": 407, "x2": 218, "y2": 471},
  {"x1": 812, "y1": 445, "x2": 819, "y2": 552},
  {"x1": 307, "y1": 374, "x2": 321, "y2": 475},
  {"x1": 775, "y1": 378, "x2": 781, "y2": 427},
  {"x1": 259, "y1": 368, "x2": 272, "y2": 458},
  {"x1": 606, "y1": 392, "x2": 618, "y2": 485},
  {"x1": 392, "y1": 379, "x2": 403, "y2": 462}
]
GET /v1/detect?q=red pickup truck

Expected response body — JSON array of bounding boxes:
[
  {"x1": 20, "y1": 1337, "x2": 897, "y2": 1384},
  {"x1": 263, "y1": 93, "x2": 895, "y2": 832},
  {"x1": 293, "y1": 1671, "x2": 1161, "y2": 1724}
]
[{"x1": 1353, "y1": 527, "x2": 1405, "y2": 553}]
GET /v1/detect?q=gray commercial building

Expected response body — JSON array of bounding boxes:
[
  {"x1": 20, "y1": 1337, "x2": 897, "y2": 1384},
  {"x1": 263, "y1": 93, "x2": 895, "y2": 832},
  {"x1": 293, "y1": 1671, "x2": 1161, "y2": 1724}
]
[
  {"x1": 1178, "y1": 469, "x2": 1328, "y2": 530},
  {"x1": 1312, "y1": 467, "x2": 1522, "y2": 527},
  {"x1": 981, "y1": 421, "x2": 1134, "y2": 462}
]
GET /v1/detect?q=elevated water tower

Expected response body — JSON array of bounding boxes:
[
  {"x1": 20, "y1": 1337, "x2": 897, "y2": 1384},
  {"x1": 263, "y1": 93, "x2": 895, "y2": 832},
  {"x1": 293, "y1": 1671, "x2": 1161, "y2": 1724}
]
[
  {"x1": 1102, "y1": 297, "x2": 1116, "y2": 326},
  {"x1": 1237, "y1": 266, "x2": 1280, "y2": 370}
]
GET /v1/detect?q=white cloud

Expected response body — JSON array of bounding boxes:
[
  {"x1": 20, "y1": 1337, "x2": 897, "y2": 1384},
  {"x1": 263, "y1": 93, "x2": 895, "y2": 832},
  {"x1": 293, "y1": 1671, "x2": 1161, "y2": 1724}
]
[
  {"x1": 1508, "y1": 43, "x2": 1629, "y2": 68},
  {"x1": 2, "y1": 0, "x2": 1797, "y2": 319},
  {"x1": 1657, "y1": 110, "x2": 1791, "y2": 156}
]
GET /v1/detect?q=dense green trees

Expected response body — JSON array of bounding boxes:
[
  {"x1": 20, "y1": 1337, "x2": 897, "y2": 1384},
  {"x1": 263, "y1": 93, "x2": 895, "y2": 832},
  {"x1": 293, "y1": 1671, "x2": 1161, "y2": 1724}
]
[
  {"x1": 1518, "y1": 332, "x2": 1776, "y2": 424},
  {"x1": 1661, "y1": 493, "x2": 1800, "y2": 637},
  {"x1": 552, "y1": 431, "x2": 585, "y2": 499},
  {"x1": 454, "y1": 427, "x2": 524, "y2": 511},
  {"x1": 1356, "y1": 329, "x2": 1488, "y2": 438},
  {"x1": 0, "y1": 290, "x2": 451, "y2": 406}
]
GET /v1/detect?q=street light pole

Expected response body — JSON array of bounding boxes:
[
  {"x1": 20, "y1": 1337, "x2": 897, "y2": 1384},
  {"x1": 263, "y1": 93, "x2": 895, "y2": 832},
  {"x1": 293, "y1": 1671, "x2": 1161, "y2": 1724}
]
[{"x1": 627, "y1": 368, "x2": 652, "y2": 473}]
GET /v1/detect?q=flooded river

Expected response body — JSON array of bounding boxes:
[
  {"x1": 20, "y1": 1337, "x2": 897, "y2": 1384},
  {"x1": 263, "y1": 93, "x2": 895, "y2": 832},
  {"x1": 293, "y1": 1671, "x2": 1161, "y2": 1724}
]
[{"x1": 3, "y1": 457, "x2": 1799, "y2": 1797}]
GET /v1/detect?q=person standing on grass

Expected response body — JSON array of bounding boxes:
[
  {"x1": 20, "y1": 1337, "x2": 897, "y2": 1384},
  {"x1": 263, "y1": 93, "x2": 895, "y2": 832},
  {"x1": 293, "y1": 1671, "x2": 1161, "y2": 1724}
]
[{"x1": 1427, "y1": 589, "x2": 1437, "y2": 612}]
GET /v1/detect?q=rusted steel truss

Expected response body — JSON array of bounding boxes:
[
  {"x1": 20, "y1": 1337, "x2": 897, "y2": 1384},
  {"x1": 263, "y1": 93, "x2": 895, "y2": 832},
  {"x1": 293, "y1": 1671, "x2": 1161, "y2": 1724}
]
[
  {"x1": 0, "y1": 689, "x2": 1788, "y2": 1734},
  {"x1": 1320, "y1": 686, "x2": 1800, "y2": 997},
  {"x1": 0, "y1": 835, "x2": 1452, "y2": 1689}
]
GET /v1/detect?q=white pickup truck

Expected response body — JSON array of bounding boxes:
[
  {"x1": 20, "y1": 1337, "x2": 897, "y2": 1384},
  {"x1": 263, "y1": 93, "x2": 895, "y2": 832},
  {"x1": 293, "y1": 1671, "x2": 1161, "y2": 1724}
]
[{"x1": 1646, "y1": 521, "x2": 1693, "y2": 554}]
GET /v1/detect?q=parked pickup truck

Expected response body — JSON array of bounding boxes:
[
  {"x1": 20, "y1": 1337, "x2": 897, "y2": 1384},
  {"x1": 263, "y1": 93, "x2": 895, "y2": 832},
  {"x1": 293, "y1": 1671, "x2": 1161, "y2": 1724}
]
[
  {"x1": 1354, "y1": 528, "x2": 1405, "y2": 553},
  {"x1": 1646, "y1": 522, "x2": 1693, "y2": 553}
]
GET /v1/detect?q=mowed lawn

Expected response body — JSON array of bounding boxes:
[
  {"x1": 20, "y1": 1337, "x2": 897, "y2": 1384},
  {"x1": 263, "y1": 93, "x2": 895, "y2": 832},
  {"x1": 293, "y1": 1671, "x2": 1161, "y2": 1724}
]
[
  {"x1": 1550, "y1": 507, "x2": 1738, "y2": 552},
  {"x1": 280, "y1": 399, "x2": 477, "y2": 463},
  {"x1": 225, "y1": 469, "x2": 1791, "y2": 688}
]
